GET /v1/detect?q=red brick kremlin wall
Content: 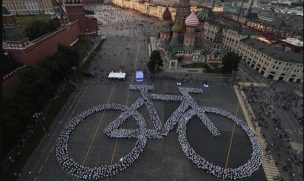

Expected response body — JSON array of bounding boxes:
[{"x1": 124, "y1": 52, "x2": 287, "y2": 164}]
[
  {"x1": 5, "y1": 20, "x2": 81, "y2": 67},
  {"x1": 2, "y1": 70, "x2": 21, "y2": 97},
  {"x1": 65, "y1": 5, "x2": 98, "y2": 36}
]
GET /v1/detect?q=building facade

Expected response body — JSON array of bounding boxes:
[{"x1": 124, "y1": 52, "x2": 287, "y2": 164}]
[
  {"x1": 239, "y1": 38, "x2": 303, "y2": 83},
  {"x1": 65, "y1": 4, "x2": 98, "y2": 38},
  {"x1": 202, "y1": 16, "x2": 303, "y2": 83},
  {"x1": 3, "y1": 0, "x2": 54, "y2": 15},
  {"x1": 2, "y1": 6, "x2": 28, "y2": 42},
  {"x1": 203, "y1": 21, "x2": 258, "y2": 52},
  {"x1": 112, "y1": 0, "x2": 177, "y2": 20}
]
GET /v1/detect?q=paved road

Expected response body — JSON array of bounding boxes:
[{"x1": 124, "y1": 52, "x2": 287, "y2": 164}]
[{"x1": 18, "y1": 5, "x2": 267, "y2": 181}]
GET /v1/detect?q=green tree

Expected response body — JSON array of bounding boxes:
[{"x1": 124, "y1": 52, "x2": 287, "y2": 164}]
[
  {"x1": 222, "y1": 52, "x2": 241, "y2": 74},
  {"x1": 147, "y1": 50, "x2": 163, "y2": 74},
  {"x1": 2, "y1": 44, "x2": 80, "y2": 154},
  {"x1": 47, "y1": 18, "x2": 61, "y2": 31},
  {"x1": 25, "y1": 18, "x2": 61, "y2": 40}
]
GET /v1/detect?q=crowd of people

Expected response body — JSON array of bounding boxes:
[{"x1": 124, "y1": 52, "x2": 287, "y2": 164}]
[
  {"x1": 84, "y1": 5, "x2": 163, "y2": 81},
  {"x1": 243, "y1": 84, "x2": 303, "y2": 180},
  {"x1": 56, "y1": 85, "x2": 263, "y2": 180},
  {"x1": 178, "y1": 106, "x2": 263, "y2": 180}
]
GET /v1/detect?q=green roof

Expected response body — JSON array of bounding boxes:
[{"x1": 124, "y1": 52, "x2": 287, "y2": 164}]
[
  {"x1": 171, "y1": 22, "x2": 181, "y2": 32},
  {"x1": 197, "y1": 9, "x2": 208, "y2": 22}
]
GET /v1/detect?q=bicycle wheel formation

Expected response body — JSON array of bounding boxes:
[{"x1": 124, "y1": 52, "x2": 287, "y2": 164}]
[
  {"x1": 56, "y1": 103, "x2": 149, "y2": 180},
  {"x1": 177, "y1": 107, "x2": 263, "y2": 180},
  {"x1": 56, "y1": 85, "x2": 263, "y2": 180}
]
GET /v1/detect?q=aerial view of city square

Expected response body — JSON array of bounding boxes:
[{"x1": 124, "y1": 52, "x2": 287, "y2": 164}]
[{"x1": 0, "y1": 0, "x2": 303, "y2": 181}]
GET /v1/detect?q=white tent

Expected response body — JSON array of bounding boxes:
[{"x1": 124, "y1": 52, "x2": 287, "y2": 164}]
[{"x1": 108, "y1": 71, "x2": 126, "y2": 80}]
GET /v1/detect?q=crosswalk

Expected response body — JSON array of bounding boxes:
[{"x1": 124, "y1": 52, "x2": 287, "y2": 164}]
[{"x1": 234, "y1": 85, "x2": 280, "y2": 181}]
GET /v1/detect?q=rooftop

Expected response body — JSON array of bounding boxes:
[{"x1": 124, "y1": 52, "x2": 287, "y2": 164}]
[
  {"x1": 241, "y1": 38, "x2": 303, "y2": 63},
  {"x1": 281, "y1": 38, "x2": 303, "y2": 47}
]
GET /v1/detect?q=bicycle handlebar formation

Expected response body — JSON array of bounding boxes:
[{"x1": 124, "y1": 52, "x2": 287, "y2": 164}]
[{"x1": 56, "y1": 85, "x2": 263, "y2": 180}]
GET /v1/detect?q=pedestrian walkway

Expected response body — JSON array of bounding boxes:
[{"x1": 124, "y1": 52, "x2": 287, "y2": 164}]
[
  {"x1": 234, "y1": 85, "x2": 280, "y2": 181},
  {"x1": 238, "y1": 82, "x2": 268, "y2": 87}
]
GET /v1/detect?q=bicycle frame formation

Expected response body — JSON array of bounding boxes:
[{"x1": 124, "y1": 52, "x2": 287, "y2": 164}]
[{"x1": 56, "y1": 85, "x2": 263, "y2": 180}]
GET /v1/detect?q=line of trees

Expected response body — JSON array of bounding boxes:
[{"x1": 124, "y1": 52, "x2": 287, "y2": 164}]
[{"x1": 2, "y1": 45, "x2": 80, "y2": 154}]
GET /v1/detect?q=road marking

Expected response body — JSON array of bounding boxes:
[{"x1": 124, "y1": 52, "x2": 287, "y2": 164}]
[
  {"x1": 121, "y1": 41, "x2": 131, "y2": 67},
  {"x1": 38, "y1": 165, "x2": 44, "y2": 174},
  {"x1": 106, "y1": 42, "x2": 141, "y2": 181},
  {"x1": 50, "y1": 146, "x2": 54, "y2": 152},
  {"x1": 223, "y1": 101, "x2": 239, "y2": 180},
  {"x1": 81, "y1": 82, "x2": 117, "y2": 166},
  {"x1": 29, "y1": 86, "x2": 88, "y2": 177},
  {"x1": 224, "y1": 123, "x2": 236, "y2": 169},
  {"x1": 44, "y1": 154, "x2": 50, "y2": 163}
]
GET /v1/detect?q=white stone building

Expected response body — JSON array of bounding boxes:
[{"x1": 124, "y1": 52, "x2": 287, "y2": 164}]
[
  {"x1": 203, "y1": 19, "x2": 303, "y2": 83},
  {"x1": 239, "y1": 38, "x2": 303, "y2": 82}
]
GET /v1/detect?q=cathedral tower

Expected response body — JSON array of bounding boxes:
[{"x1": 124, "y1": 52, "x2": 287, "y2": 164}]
[
  {"x1": 175, "y1": 0, "x2": 191, "y2": 32},
  {"x1": 160, "y1": 7, "x2": 172, "y2": 45}
]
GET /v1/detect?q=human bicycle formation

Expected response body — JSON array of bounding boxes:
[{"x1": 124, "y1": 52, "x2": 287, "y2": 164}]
[{"x1": 56, "y1": 85, "x2": 263, "y2": 180}]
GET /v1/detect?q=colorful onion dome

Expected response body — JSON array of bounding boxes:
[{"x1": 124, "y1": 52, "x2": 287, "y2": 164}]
[
  {"x1": 185, "y1": 12, "x2": 199, "y2": 27},
  {"x1": 171, "y1": 22, "x2": 181, "y2": 32},
  {"x1": 197, "y1": 8, "x2": 209, "y2": 22},
  {"x1": 162, "y1": 7, "x2": 172, "y2": 21}
]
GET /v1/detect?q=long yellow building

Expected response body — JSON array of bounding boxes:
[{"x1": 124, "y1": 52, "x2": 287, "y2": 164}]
[{"x1": 112, "y1": 0, "x2": 201, "y2": 21}]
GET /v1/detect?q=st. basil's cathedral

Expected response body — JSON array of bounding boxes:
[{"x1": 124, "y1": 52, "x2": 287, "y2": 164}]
[{"x1": 157, "y1": 0, "x2": 224, "y2": 68}]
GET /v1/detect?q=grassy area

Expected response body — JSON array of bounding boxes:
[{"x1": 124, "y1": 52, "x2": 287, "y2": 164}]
[
  {"x1": 16, "y1": 15, "x2": 52, "y2": 30},
  {"x1": 181, "y1": 63, "x2": 209, "y2": 68},
  {"x1": 1, "y1": 84, "x2": 75, "y2": 180}
]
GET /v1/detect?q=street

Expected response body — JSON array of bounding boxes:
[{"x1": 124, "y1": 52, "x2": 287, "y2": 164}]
[{"x1": 18, "y1": 4, "x2": 270, "y2": 181}]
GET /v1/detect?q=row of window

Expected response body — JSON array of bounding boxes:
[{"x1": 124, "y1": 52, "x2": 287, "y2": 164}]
[
  {"x1": 5, "y1": 1, "x2": 52, "y2": 11},
  {"x1": 242, "y1": 52, "x2": 303, "y2": 74}
]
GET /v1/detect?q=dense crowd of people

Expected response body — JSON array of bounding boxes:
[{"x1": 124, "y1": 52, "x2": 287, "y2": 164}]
[
  {"x1": 56, "y1": 85, "x2": 263, "y2": 180},
  {"x1": 243, "y1": 83, "x2": 303, "y2": 180}
]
